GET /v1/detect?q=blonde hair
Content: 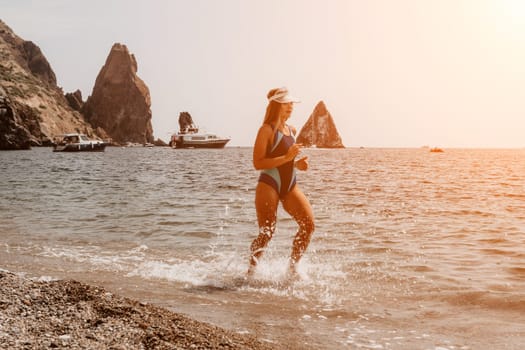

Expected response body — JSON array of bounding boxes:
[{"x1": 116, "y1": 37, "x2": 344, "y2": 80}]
[{"x1": 263, "y1": 88, "x2": 283, "y2": 126}]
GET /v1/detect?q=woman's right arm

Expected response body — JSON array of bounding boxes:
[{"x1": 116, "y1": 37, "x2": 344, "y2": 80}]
[{"x1": 253, "y1": 125, "x2": 301, "y2": 170}]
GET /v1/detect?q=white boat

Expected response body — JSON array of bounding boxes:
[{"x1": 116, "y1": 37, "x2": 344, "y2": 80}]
[
  {"x1": 169, "y1": 127, "x2": 230, "y2": 149},
  {"x1": 52, "y1": 133, "x2": 107, "y2": 152},
  {"x1": 169, "y1": 111, "x2": 230, "y2": 148}
]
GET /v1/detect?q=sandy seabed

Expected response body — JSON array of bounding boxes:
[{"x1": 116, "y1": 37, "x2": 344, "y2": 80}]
[{"x1": 0, "y1": 270, "x2": 280, "y2": 350}]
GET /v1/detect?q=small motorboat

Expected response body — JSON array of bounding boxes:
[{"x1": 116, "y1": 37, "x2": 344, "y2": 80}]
[{"x1": 52, "y1": 133, "x2": 107, "y2": 152}]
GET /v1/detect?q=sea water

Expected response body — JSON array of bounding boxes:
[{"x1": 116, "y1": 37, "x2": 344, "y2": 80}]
[{"x1": 1, "y1": 147, "x2": 524, "y2": 349}]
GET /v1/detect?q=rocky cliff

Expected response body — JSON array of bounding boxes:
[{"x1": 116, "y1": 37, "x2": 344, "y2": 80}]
[
  {"x1": 296, "y1": 101, "x2": 344, "y2": 148},
  {"x1": 0, "y1": 20, "x2": 102, "y2": 149},
  {"x1": 82, "y1": 43, "x2": 153, "y2": 145}
]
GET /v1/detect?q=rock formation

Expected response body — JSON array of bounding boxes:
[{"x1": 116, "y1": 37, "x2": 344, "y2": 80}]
[
  {"x1": 0, "y1": 90, "x2": 39, "y2": 149},
  {"x1": 65, "y1": 89, "x2": 83, "y2": 111},
  {"x1": 296, "y1": 101, "x2": 344, "y2": 148},
  {"x1": 0, "y1": 19, "x2": 102, "y2": 149},
  {"x1": 82, "y1": 43, "x2": 153, "y2": 145},
  {"x1": 19, "y1": 40, "x2": 57, "y2": 87},
  {"x1": 178, "y1": 111, "x2": 197, "y2": 133}
]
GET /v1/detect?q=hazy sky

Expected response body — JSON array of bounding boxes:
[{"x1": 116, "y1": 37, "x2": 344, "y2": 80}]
[{"x1": 2, "y1": 0, "x2": 524, "y2": 147}]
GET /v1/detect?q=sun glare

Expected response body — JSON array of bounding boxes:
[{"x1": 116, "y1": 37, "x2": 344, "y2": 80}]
[
  {"x1": 497, "y1": 0, "x2": 525, "y2": 34},
  {"x1": 501, "y1": 0, "x2": 525, "y2": 17}
]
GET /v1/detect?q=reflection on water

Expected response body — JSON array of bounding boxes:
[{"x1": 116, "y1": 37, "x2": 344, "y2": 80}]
[{"x1": 1, "y1": 147, "x2": 524, "y2": 349}]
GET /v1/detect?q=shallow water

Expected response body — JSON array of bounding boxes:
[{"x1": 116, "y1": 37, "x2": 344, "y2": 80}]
[{"x1": 1, "y1": 147, "x2": 524, "y2": 349}]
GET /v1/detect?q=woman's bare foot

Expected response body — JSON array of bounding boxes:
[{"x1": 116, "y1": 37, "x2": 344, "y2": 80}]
[
  {"x1": 247, "y1": 263, "x2": 256, "y2": 278},
  {"x1": 285, "y1": 260, "x2": 300, "y2": 281}
]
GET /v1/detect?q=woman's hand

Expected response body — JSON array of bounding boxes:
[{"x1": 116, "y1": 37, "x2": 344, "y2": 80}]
[
  {"x1": 285, "y1": 143, "x2": 302, "y2": 161},
  {"x1": 295, "y1": 156, "x2": 309, "y2": 171}
]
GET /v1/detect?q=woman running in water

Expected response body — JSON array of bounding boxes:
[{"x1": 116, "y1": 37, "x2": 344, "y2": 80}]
[{"x1": 248, "y1": 87, "x2": 315, "y2": 278}]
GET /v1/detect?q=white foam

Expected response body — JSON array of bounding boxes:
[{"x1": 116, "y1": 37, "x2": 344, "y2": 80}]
[
  {"x1": 32, "y1": 275, "x2": 59, "y2": 282},
  {"x1": 127, "y1": 259, "x2": 215, "y2": 285},
  {"x1": 29, "y1": 241, "x2": 348, "y2": 305}
]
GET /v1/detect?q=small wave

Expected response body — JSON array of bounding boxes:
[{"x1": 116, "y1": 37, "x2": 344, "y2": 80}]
[
  {"x1": 505, "y1": 206, "x2": 525, "y2": 213},
  {"x1": 503, "y1": 193, "x2": 525, "y2": 199},
  {"x1": 442, "y1": 291, "x2": 525, "y2": 312},
  {"x1": 402, "y1": 265, "x2": 434, "y2": 273},
  {"x1": 50, "y1": 166, "x2": 74, "y2": 172},
  {"x1": 127, "y1": 258, "x2": 238, "y2": 286},
  {"x1": 479, "y1": 248, "x2": 519, "y2": 257},
  {"x1": 477, "y1": 238, "x2": 509, "y2": 244},
  {"x1": 456, "y1": 209, "x2": 496, "y2": 217},
  {"x1": 35, "y1": 244, "x2": 148, "y2": 271},
  {"x1": 181, "y1": 231, "x2": 216, "y2": 239},
  {"x1": 157, "y1": 220, "x2": 183, "y2": 226},
  {"x1": 126, "y1": 254, "x2": 343, "y2": 303},
  {"x1": 217, "y1": 184, "x2": 241, "y2": 190},
  {"x1": 487, "y1": 283, "x2": 516, "y2": 292},
  {"x1": 127, "y1": 212, "x2": 155, "y2": 219},
  {"x1": 427, "y1": 209, "x2": 496, "y2": 218},
  {"x1": 359, "y1": 247, "x2": 393, "y2": 254},
  {"x1": 30, "y1": 275, "x2": 59, "y2": 282},
  {"x1": 127, "y1": 254, "x2": 251, "y2": 289},
  {"x1": 508, "y1": 267, "x2": 525, "y2": 281}
]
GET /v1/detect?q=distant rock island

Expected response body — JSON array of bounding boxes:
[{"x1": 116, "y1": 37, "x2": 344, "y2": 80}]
[
  {"x1": 0, "y1": 20, "x2": 154, "y2": 149},
  {"x1": 296, "y1": 101, "x2": 344, "y2": 148},
  {"x1": 82, "y1": 43, "x2": 153, "y2": 145}
]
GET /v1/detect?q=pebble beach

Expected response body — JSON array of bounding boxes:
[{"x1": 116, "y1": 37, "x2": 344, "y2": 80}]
[{"x1": 0, "y1": 270, "x2": 279, "y2": 350}]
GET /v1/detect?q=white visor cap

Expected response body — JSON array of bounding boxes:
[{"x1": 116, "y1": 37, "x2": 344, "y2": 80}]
[{"x1": 268, "y1": 87, "x2": 301, "y2": 103}]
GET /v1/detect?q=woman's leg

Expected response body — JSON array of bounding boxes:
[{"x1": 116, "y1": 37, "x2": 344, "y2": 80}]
[
  {"x1": 248, "y1": 182, "x2": 279, "y2": 275},
  {"x1": 281, "y1": 186, "x2": 315, "y2": 273}
]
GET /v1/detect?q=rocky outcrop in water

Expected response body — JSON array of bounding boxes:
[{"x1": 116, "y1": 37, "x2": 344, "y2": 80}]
[
  {"x1": 296, "y1": 101, "x2": 344, "y2": 148},
  {"x1": 82, "y1": 43, "x2": 153, "y2": 145},
  {"x1": 0, "y1": 19, "x2": 102, "y2": 149},
  {"x1": 178, "y1": 111, "x2": 198, "y2": 132}
]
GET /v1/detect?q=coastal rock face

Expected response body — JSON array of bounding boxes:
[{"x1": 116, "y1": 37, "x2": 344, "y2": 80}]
[
  {"x1": 0, "y1": 20, "x2": 102, "y2": 149},
  {"x1": 296, "y1": 101, "x2": 344, "y2": 148},
  {"x1": 82, "y1": 43, "x2": 153, "y2": 145},
  {"x1": 19, "y1": 40, "x2": 57, "y2": 87},
  {"x1": 0, "y1": 91, "x2": 40, "y2": 149}
]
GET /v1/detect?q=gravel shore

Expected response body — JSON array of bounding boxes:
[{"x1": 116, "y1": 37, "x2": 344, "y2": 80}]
[{"x1": 0, "y1": 270, "x2": 279, "y2": 349}]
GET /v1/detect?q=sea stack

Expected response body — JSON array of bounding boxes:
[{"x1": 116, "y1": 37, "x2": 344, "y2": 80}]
[
  {"x1": 82, "y1": 43, "x2": 153, "y2": 145},
  {"x1": 296, "y1": 101, "x2": 344, "y2": 148}
]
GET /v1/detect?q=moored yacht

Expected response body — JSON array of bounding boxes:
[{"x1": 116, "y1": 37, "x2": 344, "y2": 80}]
[
  {"x1": 169, "y1": 111, "x2": 230, "y2": 149},
  {"x1": 169, "y1": 129, "x2": 230, "y2": 149},
  {"x1": 52, "y1": 133, "x2": 107, "y2": 152}
]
